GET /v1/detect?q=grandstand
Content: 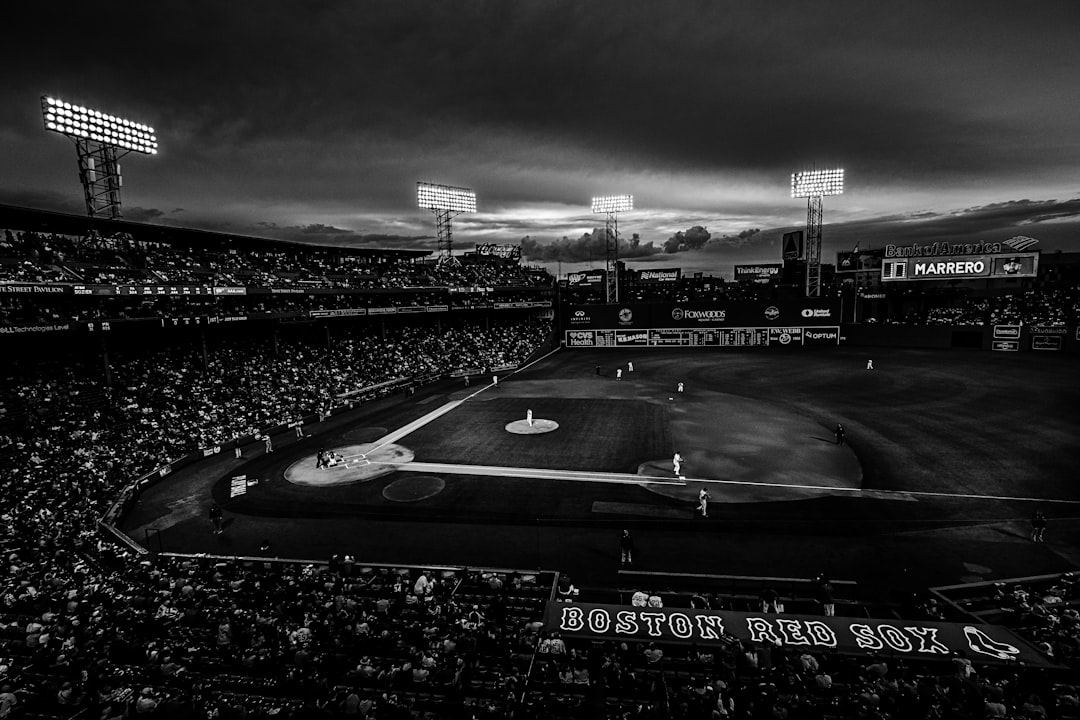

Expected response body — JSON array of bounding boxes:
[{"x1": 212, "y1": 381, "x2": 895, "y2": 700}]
[{"x1": 3, "y1": 204, "x2": 1080, "y2": 720}]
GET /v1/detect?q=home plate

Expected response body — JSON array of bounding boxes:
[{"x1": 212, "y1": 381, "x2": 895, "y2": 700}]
[
  {"x1": 285, "y1": 443, "x2": 414, "y2": 486},
  {"x1": 505, "y1": 418, "x2": 559, "y2": 435}
]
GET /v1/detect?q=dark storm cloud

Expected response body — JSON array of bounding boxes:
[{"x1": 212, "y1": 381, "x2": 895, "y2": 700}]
[
  {"x1": 521, "y1": 229, "x2": 661, "y2": 263},
  {"x1": 123, "y1": 207, "x2": 167, "y2": 223},
  {"x1": 0, "y1": 189, "x2": 84, "y2": 216},
  {"x1": 300, "y1": 224, "x2": 351, "y2": 235},
  {"x1": 3, "y1": 1, "x2": 1080, "y2": 247},
  {"x1": 267, "y1": 227, "x2": 434, "y2": 250},
  {"x1": 11, "y1": 2, "x2": 1079, "y2": 181}
]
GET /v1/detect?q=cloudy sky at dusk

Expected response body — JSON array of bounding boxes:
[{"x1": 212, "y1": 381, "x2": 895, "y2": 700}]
[{"x1": 2, "y1": 0, "x2": 1079, "y2": 277}]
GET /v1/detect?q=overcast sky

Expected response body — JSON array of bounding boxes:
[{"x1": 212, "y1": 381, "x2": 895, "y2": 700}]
[{"x1": 2, "y1": 0, "x2": 1079, "y2": 277}]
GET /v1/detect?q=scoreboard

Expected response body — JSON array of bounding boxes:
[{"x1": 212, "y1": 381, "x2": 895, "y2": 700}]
[{"x1": 566, "y1": 326, "x2": 838, "y2": 347}]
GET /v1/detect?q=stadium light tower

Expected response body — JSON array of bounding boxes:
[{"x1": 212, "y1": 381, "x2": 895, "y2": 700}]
[
  {"x1": 591, "y1": 194, "x2": 633, "y2": 304},
  {"x1": 791, "y1": 168, "x2": 844, "y2": 297},
  {"x1": 41, "y1": 95, "x2": 158, "y2": 219},
  {"x1": 417, "y1": 181, "x2": 477, "y2": 265}
]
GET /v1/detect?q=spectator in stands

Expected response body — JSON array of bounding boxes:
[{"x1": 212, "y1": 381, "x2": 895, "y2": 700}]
[
  {"x1": 619, "y1": 529, "x2": 635, "y2": 566},
  {"x1": 815, "y1": 572, "x2": 836, "y2": 617},
  {"x1": 760, "y1": 584, "x2": 783, "y2": 613}
]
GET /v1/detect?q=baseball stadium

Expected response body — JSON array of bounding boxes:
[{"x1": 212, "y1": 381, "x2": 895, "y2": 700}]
[
  {"x1": 4, "y1": 14, "x2": 1080, "y2": 713},
  {"x1": 4, "y1": 198, "x2": 1080, "y2": 718}
]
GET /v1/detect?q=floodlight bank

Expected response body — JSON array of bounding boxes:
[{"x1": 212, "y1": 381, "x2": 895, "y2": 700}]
[
  {"x1": 592, "y1": 194, "x2": 634, "y2": 213},
  {"x1": 41, "y1": 96, "x2": 158, "y2": 155},
  {"x1": 416, "y1": 181, "x2": 477, "y2": 213},
  {"x1": 791, "y1": 169, "x2": 844, "y2": 198}
]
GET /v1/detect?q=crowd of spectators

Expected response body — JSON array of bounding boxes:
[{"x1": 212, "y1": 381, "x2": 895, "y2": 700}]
[
  {"x1": 939, "y1": 573, "x2": 1080, "y2": 671},
  {"x1": 2, "y1": 317, "x2": 550, "y2": 458},
  {"x1": 892, "y1": 288, "x2": 1080, "y2": 327},
  {"x1": 5, "y1": 541, "x2": 1074, "y2": 720},
  {"x1": 0, "y1": 546, "x2": 555, "y2": 719},
  {"x1": 0, "y1": 290, "x2": 554, "y2": 328},
  {"x1": 0, "y1": 228, "x2": 552, "y2": 292},
  {"x1": 1, "y1": 318, "x2": 553, "y2": 717},
  {"x1": 3, "y1": 220, "x2": 1079, "y2": 718},
  {"x1": 544, "y1": 633, "x2": 1077, "y2": 720}
]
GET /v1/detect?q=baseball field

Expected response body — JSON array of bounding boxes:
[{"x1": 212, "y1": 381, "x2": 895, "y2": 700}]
[{"x1": 121, "y1": 345, "x2": 1080, "y2": 599}]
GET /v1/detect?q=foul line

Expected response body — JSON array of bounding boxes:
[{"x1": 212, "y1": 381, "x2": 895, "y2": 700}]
[
  {"x1": 383, "y1": 461, "x2": 684, "y2": 486},
  {"x1": 369, "y1": 400, "x2": 463, "y2": 451},
  {"x1": 363, "y1": 348, "x2": 563, "y2": 456},
  {"x1": 689, "y1": 476, "x2": 1080, "y2": 505},
  {"x1": 373, "y1": 457, "x2": 1080, "y2": 504}
]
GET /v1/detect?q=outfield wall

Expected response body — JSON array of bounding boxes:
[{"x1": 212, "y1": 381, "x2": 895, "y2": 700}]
[
  {"x1": 840, "y1": 324, "x2": 1080, "y2": 353},
  {"x1": 562, "y1": 300, "x2": 842, "y2": 348},
  {"x1": 564, "y1": 300, "x2": 840, "y2": 331},
  {"x1": 560, "y1": 299, "x2": 1077, "y2": 353}
]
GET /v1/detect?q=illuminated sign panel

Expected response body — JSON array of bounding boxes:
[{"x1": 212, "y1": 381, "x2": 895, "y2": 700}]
[
  {"x1": 881, "y1": 253, "x2": 1039, "y2": 282},
  {"x1": 836, "y1": 250, "x2": 883, "y2": 274},
  {"x1": 567, "y1": 270, "x2": 606, "y2": 286},
  {"x1": 41, "y1": 96, "x2": 158, "y2": 154},
  {"x1": 885, "y1": 241, "x2": 1004, "y2": 258},
  {"x1": 637, "y1": 268, "x2": 681, "y2": 283},
  {"x1": 474, "y1": 244, "x2": 521, "y2": 260},
  {"x1": 734, "y1": 264, "x2": 782, "y2": 283},
  {"x1": 416, "y1": 182, "x2": 477, "y2": 212},
  {"x1": 792, "y1": 169, "x2": 844, "y2": 198},
  {"x1": 591, "y1": 195, "x2": 633, "y2": 213}
]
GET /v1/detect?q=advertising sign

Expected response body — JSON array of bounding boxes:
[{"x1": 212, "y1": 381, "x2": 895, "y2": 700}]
[
  {"x1": 836, "y1": 250, "x2": 884, "y2": 274},
  {"x1": 734, "y1": 264, "x2": 782, "y2": 283},
  {"x1": 768, "y1": 327, "x2": 803, "y2": 345},
  {"x1": 475, "y1": 244, "x2": 522, "y2": 261},
  {"x1": 803, "y1": 327, "x2": 841, "y2": 345},
  {"x1": 991, "y1": 340, "x2": 1019, "y2": 352},
  {"x1": 563, "y1": 301, "x2": 841, "y2": 331},
  {"x1": 782, "y1": 231, "x2": 804, "y2": 261},
  {"x1": 993, "y1": 325, "x2": 1021, "y2": 339},
  {"x1": 636, "y1": 268, "x2": 681, "y2": 283},
  {"x1": 566, "y1": 330, "x2": 596, "y2": 347},
  {"x1": 0, "y1": 284, "x2": 68, "y2": 294},
  {"x1": 882, "y1": 252, "x2": 1039, "y2": 282},
  {"x1": 544, "y1": 602, "x2": 1051, "y2": 667},
  {"x1": 567, "y1": 269, "x2": 606, "y2": 286},
  {"x1": 1032, "y1": 336, "x2": 1062, "y2": 351}
]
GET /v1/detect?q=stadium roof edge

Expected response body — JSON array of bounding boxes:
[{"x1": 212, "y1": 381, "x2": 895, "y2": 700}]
[{"x1": 0, "y1": 203, "x2": 433, "y2": 259}]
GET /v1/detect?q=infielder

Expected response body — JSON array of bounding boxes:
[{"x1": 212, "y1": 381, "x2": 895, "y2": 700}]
[{"x1": 698, "y1": 487, "x2": 711, "y2": 517}]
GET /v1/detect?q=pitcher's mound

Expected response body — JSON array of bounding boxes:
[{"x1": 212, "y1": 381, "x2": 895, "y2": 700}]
[
  {"x1": 285, "y1": 443, "x2": 414, "y2": 487},
  {"x1": 505, "y1": 419, "x2": 559, "y2": 434}
]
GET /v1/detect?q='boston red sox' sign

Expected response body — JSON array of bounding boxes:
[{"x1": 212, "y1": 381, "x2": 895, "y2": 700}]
[{"x1": 544, "y1": 602, "x2": 1051, "y2": 667}]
